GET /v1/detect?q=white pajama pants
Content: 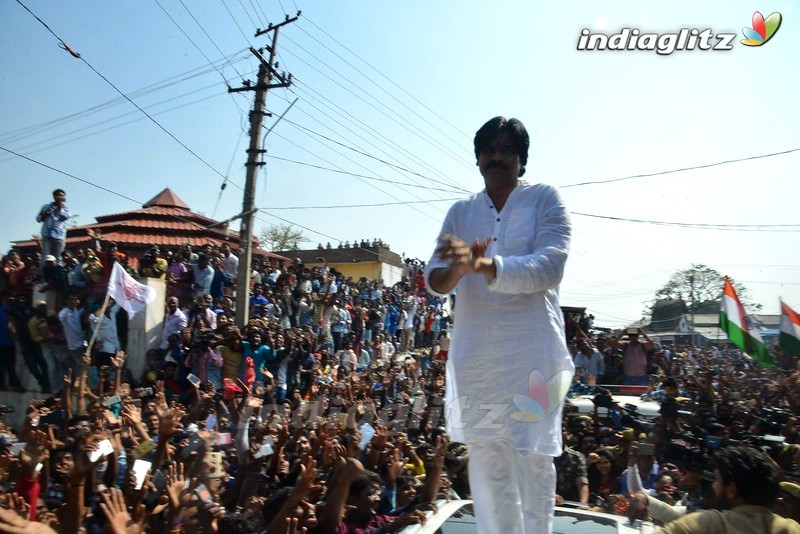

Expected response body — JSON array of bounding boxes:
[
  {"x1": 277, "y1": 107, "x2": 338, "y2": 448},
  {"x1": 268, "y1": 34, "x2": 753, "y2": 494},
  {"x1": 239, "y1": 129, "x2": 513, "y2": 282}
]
[{"x1": 468, "y1": 440, "x2": 556, "y2": 534}]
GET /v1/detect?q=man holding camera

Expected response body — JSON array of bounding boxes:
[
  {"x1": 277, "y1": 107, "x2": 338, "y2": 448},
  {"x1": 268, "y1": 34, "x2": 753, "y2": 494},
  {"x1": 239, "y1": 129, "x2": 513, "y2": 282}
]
[
  {"x1": 426, "y1": 116, "x2": 573, "y2": 533},
  {"x1": 36, "y1": 188, "x2": 70, "y2": 266},
  {"x1": 609, "y1": 327, "x2": 655, "y2": 386}
]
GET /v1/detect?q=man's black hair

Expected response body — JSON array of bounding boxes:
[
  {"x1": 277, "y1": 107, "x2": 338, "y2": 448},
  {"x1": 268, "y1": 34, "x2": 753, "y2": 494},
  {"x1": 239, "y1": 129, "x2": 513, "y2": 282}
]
[
  {"x1": 53, "y1": 188, "x2": 65, "y2": 197},
  {"x1": 713, "y1": 445, "x2": 780, "y2": 507},
  {"x1": 662, "y1": 377, "x2": 678, "y2": 389},
  {"x1": 349, "y1": 470, "x2": 382, "y2": 498},
  {"x1": 473, "y1": 116, "x2": 530, "y2": 177},
  {"x1": 217, "y1": 512, "x2": 261, "y2": 534},
  {"x1": 262, "y1": 487, "x2": 293, "y2": 525}
]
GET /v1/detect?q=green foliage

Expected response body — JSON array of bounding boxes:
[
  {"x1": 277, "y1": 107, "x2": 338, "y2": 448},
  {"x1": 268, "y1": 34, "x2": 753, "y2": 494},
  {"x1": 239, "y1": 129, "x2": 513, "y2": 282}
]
[
  {"x1": 654, "y1": 263, "x2": 762, "y2": 312},
  {"x1": 259, "y1": 223, "x2": 306, "y2": 252}
]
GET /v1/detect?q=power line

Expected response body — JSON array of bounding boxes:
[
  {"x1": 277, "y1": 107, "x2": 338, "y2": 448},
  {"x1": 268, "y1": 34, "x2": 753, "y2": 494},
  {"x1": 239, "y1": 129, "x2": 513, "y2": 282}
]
[
  {"x1": 0, "y1": 80, "x2": 253, "y2": 172},
  {"x1": 219, "y1": 0, "x2": 252, "y2": 43},
  {"x1": 0, "y1": 50, "x2": 251, "y2": 144},
  {"x1": 289, "y1": 25, "x2": 470, "y2": 157},
  {"x1": 247, "y1": 0, "x2": 268, "y2": 28},
  {"x1": 561, "y1": 147, "x2": 800, "y2": 189},
  {"x1": 303, "y1": 16, "x2": 470, "y2": 143},
  {"x1": 280, "y1": 116, "x2": 470, "y2": 193},
  {"x1": 235, "y1": 0, "x2": 260, "y2": 31},
  {"x1": 1, "y1": 145, "x2": 143, "y2": 205},
  {"x1": 278, "y1": 42, "x2": 474, "y2": 173},
  {"x1": 276, "y1": 0, "x2": 288, "y2": 17},
  {"x1": 262, "y1": 198, "x2": 461, "y2": 210},
  {"x1": 15, "y1": 0, "x2": 231, "y2": 183},
  {"x1": 263, "y1": 154, "x2": 465, "y2": 193},
  {"x1": 572, "y1": 211, "x2": 800, "y2": 231},
  {"x1": 273, "y1": 85, "x2": 467, "y2": 194},
  {"x1": 213, "y1": 127, "x2": 246, "y2": 218},
  {"x1": 157, "y1": 0, "x2": 244, "y2": 82},
  {"x1": 1, "y1": 145, "x2": 240, "y2": 236},
  {"x1": 268, "y1": 130, "x2": 444, "y2": 220}
]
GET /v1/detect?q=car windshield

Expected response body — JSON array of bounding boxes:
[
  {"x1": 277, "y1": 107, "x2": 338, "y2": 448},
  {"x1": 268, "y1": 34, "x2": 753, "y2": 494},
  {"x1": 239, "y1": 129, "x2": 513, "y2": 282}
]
[{"x1": 438, "y1": 504, "x2": 623, "y2": 534}]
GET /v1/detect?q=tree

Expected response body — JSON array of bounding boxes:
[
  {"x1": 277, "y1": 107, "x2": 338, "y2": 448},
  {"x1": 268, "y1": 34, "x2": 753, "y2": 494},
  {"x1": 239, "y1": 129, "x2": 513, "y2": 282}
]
[
  {"x1": 259, "y1": 223, "x2": 306, "y2": 251},
  {"x1": 653, "y1": 263, "x2": 762, "y2": 312}
]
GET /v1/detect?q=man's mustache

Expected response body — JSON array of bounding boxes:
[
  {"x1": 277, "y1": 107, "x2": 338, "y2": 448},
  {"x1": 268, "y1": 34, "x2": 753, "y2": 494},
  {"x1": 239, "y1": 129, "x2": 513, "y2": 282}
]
[{"x1": 487, "y1": 161, "x2": 508, "y2": 170}]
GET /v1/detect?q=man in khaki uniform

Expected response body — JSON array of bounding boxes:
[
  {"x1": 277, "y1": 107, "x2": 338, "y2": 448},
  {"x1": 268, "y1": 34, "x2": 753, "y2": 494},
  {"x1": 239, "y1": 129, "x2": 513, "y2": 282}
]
[{"x1": 657, "y1": 446, "x2": 800, "y2": 533}]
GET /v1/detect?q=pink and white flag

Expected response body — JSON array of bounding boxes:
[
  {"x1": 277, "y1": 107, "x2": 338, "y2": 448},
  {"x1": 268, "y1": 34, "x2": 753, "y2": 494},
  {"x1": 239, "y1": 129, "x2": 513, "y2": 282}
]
[{"x1": 107, "y1": 262, "x2": 156, "y2": 319}]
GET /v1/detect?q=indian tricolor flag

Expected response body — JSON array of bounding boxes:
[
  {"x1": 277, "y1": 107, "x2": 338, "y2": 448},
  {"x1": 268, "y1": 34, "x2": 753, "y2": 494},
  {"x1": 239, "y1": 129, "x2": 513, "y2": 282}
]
[
  {"x1": 780, "y1": 301, "x2": 800, "y2": 357},
  {"x1": 719, "y1": 277, "x2": 772, "y2": 367}
]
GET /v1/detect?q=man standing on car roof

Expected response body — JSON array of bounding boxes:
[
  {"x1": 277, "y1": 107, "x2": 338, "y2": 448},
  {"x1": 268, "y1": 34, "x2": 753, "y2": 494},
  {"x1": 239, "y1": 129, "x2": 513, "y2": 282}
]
[{"x1": 426, "y1": 116, "x2": 573, "y2": 533}]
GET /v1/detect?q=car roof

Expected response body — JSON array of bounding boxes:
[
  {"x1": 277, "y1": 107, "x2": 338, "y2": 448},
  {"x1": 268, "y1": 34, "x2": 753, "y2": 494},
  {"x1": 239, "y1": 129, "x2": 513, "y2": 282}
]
[{"x1": 400, "y1": 499, "x2": 656, "y2": 534}]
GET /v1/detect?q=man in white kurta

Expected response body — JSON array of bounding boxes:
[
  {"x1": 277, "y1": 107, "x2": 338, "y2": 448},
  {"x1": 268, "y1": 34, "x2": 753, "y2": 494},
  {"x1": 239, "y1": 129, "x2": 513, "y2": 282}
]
[{"x1": 426, "y1": 116, "x2": 573, "y2": 534}]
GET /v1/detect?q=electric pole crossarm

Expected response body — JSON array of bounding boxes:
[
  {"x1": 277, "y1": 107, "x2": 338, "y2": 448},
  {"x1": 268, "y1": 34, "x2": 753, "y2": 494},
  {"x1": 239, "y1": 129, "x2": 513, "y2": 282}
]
[{"x1": 255, "y1": 13, "x2": 300, "y2": 36}]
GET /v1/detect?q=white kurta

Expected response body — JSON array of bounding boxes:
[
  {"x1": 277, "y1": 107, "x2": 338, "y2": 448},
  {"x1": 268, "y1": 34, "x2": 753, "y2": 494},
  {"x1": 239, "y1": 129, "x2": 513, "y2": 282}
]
[{"x1": 425, "y1": 181, "x2": 574, "y2": 456}]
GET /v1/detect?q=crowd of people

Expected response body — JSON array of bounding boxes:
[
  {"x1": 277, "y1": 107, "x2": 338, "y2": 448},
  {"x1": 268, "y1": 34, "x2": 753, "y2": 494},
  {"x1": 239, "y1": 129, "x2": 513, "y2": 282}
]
[{"x1": 1, "y1": 231, "x2": 800, "y2": 532}]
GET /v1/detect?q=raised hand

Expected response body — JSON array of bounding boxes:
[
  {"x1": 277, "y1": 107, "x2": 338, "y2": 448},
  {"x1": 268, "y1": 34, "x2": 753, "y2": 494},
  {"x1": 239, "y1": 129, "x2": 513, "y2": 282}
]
[{"x1": 99, "y1": 488, "x2": 143, "y2": 534}]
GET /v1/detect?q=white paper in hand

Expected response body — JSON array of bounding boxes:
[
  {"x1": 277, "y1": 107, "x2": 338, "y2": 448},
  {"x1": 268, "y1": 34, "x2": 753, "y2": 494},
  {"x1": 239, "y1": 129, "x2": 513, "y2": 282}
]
[{"x1": 359, "y1": 423, "x2": 376, "y2": 451}]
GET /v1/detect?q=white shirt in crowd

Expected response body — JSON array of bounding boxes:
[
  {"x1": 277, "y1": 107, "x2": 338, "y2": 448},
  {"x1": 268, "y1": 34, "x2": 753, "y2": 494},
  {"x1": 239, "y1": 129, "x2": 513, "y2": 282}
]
[
  {"x1": 89, "y1": 304, "x2": 122, "y2": 354},
  {"x1": 160, "y1": 307, "x2": 188, "y2": 349},
  {"x1": 222, "y1": 253, "x2": 239, "y2": 283}
]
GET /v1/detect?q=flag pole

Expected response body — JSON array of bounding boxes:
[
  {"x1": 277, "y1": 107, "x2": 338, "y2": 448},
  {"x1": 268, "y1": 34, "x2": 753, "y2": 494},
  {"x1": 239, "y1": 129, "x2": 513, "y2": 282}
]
[{"x1": 79, "y1": 291, "x2": 111, "y2": 413}]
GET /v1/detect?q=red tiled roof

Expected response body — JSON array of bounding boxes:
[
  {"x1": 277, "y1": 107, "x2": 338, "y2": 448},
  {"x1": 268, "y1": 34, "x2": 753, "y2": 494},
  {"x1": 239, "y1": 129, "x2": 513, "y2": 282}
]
[
  {"x1": 143, "y1": 188, "x2": 190, "y2": 209},
  {"x1": 12, "y1": 187, "x2": 289, "y2": 260},
  {"x1": 95, "y1": 206, "x2": 214, "y2": 225},
  {"x1": 90, "y1": 220, "x2": 207, "y2": 232}
]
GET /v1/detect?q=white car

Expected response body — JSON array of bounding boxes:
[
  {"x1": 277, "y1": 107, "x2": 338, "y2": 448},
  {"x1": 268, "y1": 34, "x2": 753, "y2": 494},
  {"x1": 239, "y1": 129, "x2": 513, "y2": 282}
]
[
  {"x1": 400, "y1": 499, "x2": 656, "y2": 534},
  {"x1": 566, "y1": 385, "x2": 661, "y2": 420}
]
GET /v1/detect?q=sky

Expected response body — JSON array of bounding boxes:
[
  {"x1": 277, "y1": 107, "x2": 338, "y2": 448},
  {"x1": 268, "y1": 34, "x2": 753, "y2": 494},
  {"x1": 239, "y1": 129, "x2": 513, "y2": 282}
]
[{"x1": 1, "y1": 0, "x2": 798, "y2": 328}]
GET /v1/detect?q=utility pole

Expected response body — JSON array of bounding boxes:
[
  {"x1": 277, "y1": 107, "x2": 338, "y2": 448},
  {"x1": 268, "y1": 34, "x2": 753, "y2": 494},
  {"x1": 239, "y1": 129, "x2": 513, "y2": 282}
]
[
  {"x1": 689, "y1": 273, "x2": 696, "y2": 348},
  {"x1": 229, "y1": 13, "x2": 298, "y2": 327}
]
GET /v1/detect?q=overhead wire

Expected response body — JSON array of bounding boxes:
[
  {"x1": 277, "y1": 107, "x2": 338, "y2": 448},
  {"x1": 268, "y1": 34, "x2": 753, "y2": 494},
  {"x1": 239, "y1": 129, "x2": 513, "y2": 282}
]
[
  {"x1": 0, "y1": 50, "x2": 251, "y2": 144},
  {"x1": 235, "y1": 0, "x2": 260, "y2": 30},
  {"x1": 268, "y1": 128, "x2": 445, "y2": 220},
  {"x1": 286, "y1": 79, "x2": 470, "y2": 193},
  {"x1": 213, "y1": 127, "x2": 246, "y2": 218},
  {"x1": 1, "y1": 145, "x2": 252, "y2": 240},
  {"x1": 263, "y1": 154, "x2": 465, "y2": 193},
  {"x1": 157, "y1": 0, "x2": 244, "y2": 81},
  {"x1": 571, "y1": 212, "x2": 800, "y2": 231},
  {"x1": 219, "y1": 0, "x2": 252, "y2": 43},
  {"x1": 277, "y1": 42, "x2": 474, "y2": 173},
  {"x1": 303, "y1": 16, "x2": 470, "y2": 142},
  {"x1": 0, "y1": 70, "x2": 257, "y2": 167},
  {"x1": 561, "y1": 147, "x2": 800, "y2": 189},
  {"x1": 261, "y1": 198, "x2": 462, "y2": 210},
  {"x1": 279, "y1": 116, "x2": 470, "y2": 193},
  {"x1": 247, "y1": 0, "x2": 268, "y2": 28},
  {"x1": 293, "y1": 22, "x2": 470, "y2": 155},
  {"x1": 14, "y1": 0, "x2": 233, "y2": 185},
  {"x1": 274, "y1": 84, "x2": 468, "y2": 195}
]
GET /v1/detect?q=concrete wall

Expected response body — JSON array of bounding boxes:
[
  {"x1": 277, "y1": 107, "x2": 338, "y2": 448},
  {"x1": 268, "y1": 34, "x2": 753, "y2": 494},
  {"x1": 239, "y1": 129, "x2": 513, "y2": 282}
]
[
  {"x1": 380, "y1": 263, "x2": 404, "y2": 287},
  {"x1": 327, "y1": 262, "x2": 380, "y2": 284},
  {"x1": 126, "y1": 278, "x2": 166, "y2": 382}
]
